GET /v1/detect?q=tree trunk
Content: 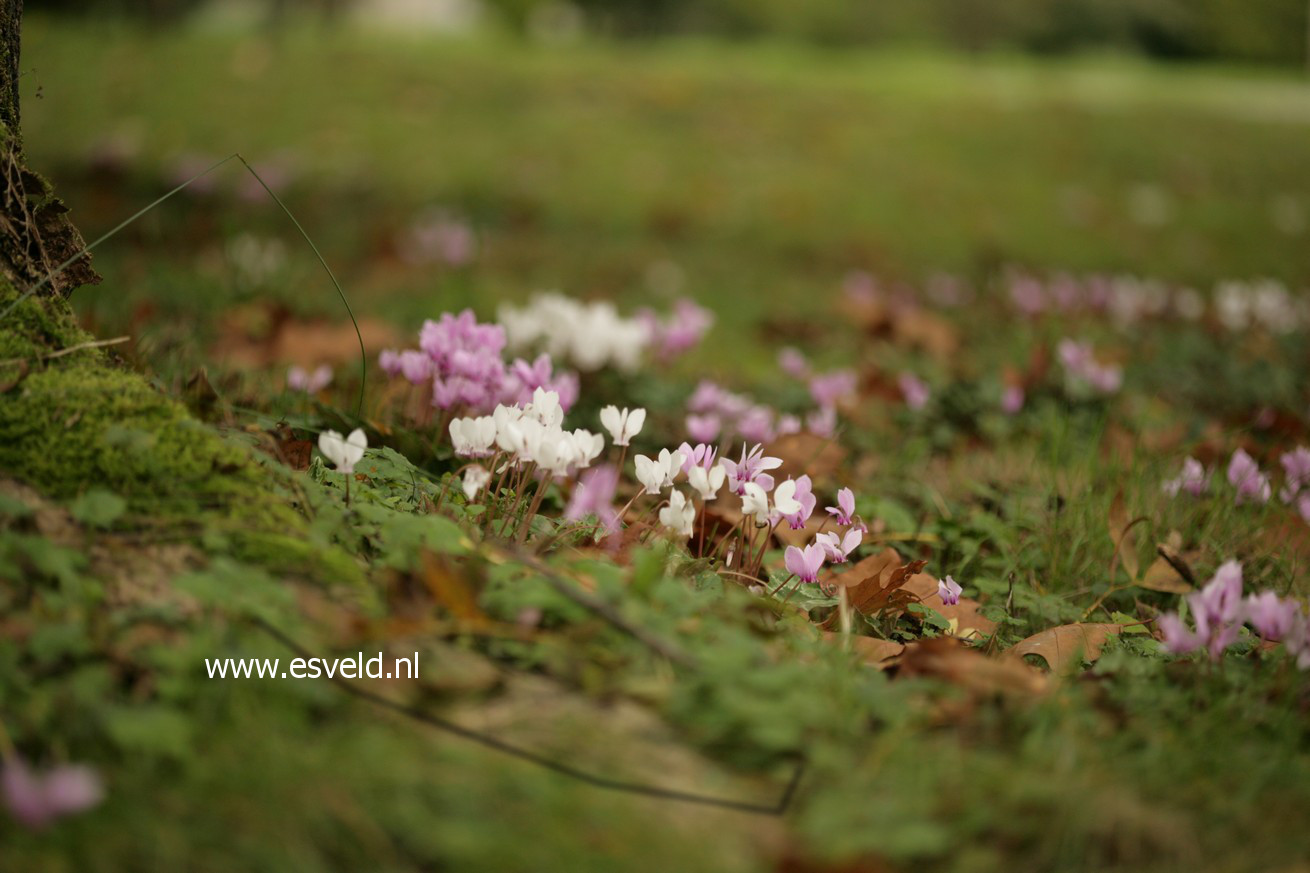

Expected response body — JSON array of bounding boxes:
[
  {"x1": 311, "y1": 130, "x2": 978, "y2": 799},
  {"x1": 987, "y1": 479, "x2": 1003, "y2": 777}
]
[{"x1": 0, "y1": 0, "x2": 99, "y2": 298}]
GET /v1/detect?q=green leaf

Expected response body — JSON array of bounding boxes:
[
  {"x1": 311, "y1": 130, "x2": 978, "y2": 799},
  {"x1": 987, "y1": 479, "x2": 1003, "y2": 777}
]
[
  {"x1": 70, "y1": 489, "x2": 127, "y2": 528},
  {"x1": 0, "y1": 492, "x2": 33, "y2": 519}
]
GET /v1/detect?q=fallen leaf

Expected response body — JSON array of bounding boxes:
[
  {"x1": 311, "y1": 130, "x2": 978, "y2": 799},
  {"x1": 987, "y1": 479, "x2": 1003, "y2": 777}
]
[
  {"x1": 821, "y1": 548, "x2": 926, "y2": 628},
  {"x1": 821, "y1": 631, "x2": 904, "y2": 667},
  {"x1": 1009, "y1": 623, "x2": 1122, "y2": 672},
  {"x1": 420, "y1": 551, "x2": 486, "y2": 626},
  {"x1": 1108, "y1": 489, "x2": 1146, "y2": 581},
  {"x1": 271, "y1": 424, "x2": 313, "y2": 471},
  {"x1": 895, "y1": 637, "x2": 1048, "y2": 697},
  {"x1": 768, "y1": 432, "x2": 847, "y2": 485}
]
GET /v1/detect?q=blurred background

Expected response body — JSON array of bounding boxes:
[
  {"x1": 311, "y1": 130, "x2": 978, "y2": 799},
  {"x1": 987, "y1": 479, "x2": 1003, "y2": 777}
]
[{"x1": 16, "y1": 0, "x2": 1310, "y2": 381}]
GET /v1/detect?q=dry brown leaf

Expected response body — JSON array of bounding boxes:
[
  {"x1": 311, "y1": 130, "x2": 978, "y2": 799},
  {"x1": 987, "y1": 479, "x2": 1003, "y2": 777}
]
[
  {"x1": 821, "y1": 548, "x2": 926, "y2": 628},
  {"x1": 420, "y1": 551, "x2": 486, "y2": 625},
  {"x1": 821, "y1": 631, "x2": 904, "y2": 667},
  {"x1": 896, "y1": 638, "x2": 1048, "y2": 697},
  {"x1": 892, "y1": 308, "x2": 958, "y2": 360},
  {"x1": 768, "y1": 432, "x2": 847, "y2": 485},
  {"x1": 1009, "y1": 623, "x2": 1122, "y2": 672},
  {"x1": 901, "y1": 573, "x2": 998, "y2": 639},
  {"x1": 1138, "y1": 556, "x2": 1193, "y2": 594},
  {"x1": 1108, "y1": 489, "x2": 1146, "y2": 581}
]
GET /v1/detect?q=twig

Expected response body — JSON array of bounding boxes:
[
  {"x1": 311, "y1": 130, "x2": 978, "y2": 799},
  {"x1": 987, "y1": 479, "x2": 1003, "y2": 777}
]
[{"x1": 0, "y1": 335, "x2": 130, "y2": 366}]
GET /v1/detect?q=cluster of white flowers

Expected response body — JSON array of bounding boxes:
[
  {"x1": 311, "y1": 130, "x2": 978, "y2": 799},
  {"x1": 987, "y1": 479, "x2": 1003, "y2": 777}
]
[
  {"x1": 449, "y1": 388, "x2": 605, "y2": 481},
  {"x1": 1214, "y1": 279, "x2": 1307, "y2": 334},
  {"x1": 498, "y1": 293, "x2": 650, "y2": 372}
]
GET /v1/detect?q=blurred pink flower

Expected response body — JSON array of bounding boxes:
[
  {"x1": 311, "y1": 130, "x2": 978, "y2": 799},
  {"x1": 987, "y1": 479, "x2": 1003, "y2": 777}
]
[
  {"x1": 686, "y1": 414, "x2": 721, "y2": 444},
  {"x1": 899, "y1": 373, "x2": 930, "y2": 411},
  {"x1": 1001, "y1": 385, "x2": 1025, "y2": 415},
  {"x1": 778, "y1": 347, "x2": 809, "y2": 378},
  {"x1": 1228, "y1": 449, "x2": 1271, "y2": 504},
  {"x1": 2, "y1": 758, "x2": 103, "y2": 830},
  {"x1": 1163, "y1": 457, "x2": 1210, "y2": 498},
  {"x1": 286, "y1": 364, "x2": 332, "y2": 394}
]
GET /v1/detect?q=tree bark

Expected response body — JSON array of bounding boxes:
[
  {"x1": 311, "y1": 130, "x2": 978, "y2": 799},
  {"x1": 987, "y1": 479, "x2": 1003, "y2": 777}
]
[{"x1": 0, "y1": 0, "x2": 99, "y2": 298}]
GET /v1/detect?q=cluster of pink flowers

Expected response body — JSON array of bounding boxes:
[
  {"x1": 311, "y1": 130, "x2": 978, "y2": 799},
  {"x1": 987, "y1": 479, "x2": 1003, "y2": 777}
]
[
  {"x1": 783, "y1": 486, "x2": 868, "y2": 583},
  {"x1": 3, "y1": 756, "x2": 103, "y2": 829},
  {"x1": 380, "y1": 309, "x2": 579, "y2": 415},
  {"x1": 636, "y1": 299, "x2": 714, "y2": 361},
  {"x1": 1164, "y1": 448, "x2": 1310, "y2": 522},
  {"x1": 1057, "y1": 339, "x2": 1122, "y2": 395},
  {"x1": 685, "y1": 381, "x2": 810, "y2": 445},
  {"x1": 397, "y1": 209, "x2": 477, "y2": 267},
  {"x1": 1159, "y1": 560, "x2": 1310, "y2": 667}
]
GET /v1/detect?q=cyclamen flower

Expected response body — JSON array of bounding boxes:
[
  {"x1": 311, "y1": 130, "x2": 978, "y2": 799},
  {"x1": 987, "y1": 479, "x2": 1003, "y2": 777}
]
[
  {"x1": 685, "y1": 414, "x2": 721, "y2": 444},
  {"x1": 504, "y1": 353, "x2": 578, "y2": 411},
  {"x1": 1244, "y1": 591, "x2": 1299, "y2": 641},
  {"x1": 449, "y1": 416, "x2": 497, "y2": 458},
  {"x1": 741, "y1": 482, "x2": 770, "y2": 523},
  {"x1": 647, "y1": 299, "x2": 713, "y2": 360},
  {"x1": 287, "y1": 364, "x2": 332, "y2": 394},
  {"x1": 806, "y1": 406, "x2": 837, "y2": 438},
  {"x1": 318, "y1": 429, "x2": 367, "y2": 474},
  {"x1": 634, "y1": 449, "x2": 685, "y2": 495},
  {"x1": 827, "y1": 488, "x2": 856, "y2": 526},
  {"x1": 899, "y1": 373, "x2": 930, "y2": 411},
  {"x1": 378, "y1": 349, "x2": 403, "y2": 377},
  {"x1": 808, "y1": 370, "x2": 857, "y2": 410},
  {"x1": 737, "y1": 406, "x2": 776, "y2": 444},
  {"x1": 1001, "y1": 385, "x2": 1025, "y2": 415},
  {"x1": 398, "y1": 350, "x2": 433, "y2": 385},
  {"x1": 938, "y1": 576, "x2": 962, "y2": 606},
  {"x1": 778, "y1": 347, "x2": 809, "y2": 378},
  {"x1": 599, "y1": 406, "x2": 646, "y2": 447},
  {"x1": 721, "y1": 444, "x2": 782, "y2": 496},
  {"x1": 659, "y1": 490, "x2": 697, "y2": 538},
  {"x1": 1227, "y1": 449, "x2": 1272, "y2": 504},
  {"x1": 774, "y1": 475, "x2": 816, "y2": 530},
  {"x1": 1159, "y1": 560, "x2": 1245, "y2": 660},
  {"x1": 1280, "y1": 447, "x2": 1310, "y2": 502},
  {"x1": 566, "y1": 465, "x2": 620, "y2": 535},
  {"x1": 776, "y1": 414, "x2": 802, "y2": 437},
  {"x1": 784, "y1": 543, "x2": 826, "y2": 584},
  {"x1": 687, "y1": 464, "x2": 726, "y2": 501},
  {"x1": 2, "y1": 757, "x2": 103, "y2": 829},
  {"x1": 1163, "y1": 457, "x2": 1210, "y2": 498},
  {"x1": 676, "y1": 442, "x2": 718, "y2": 474},
  {"x1": 1058, "y1": 339, "x2": 1122, "y2": 396},
  {"x1": 524, "y1": 388, "x2": 564, "y2": 428},
  {"x1": 816, "y1": 529, "x2": 862, "y2": 564},
  {"x1": 462, "y1": 465, "x2": 491, "y2": 500}
]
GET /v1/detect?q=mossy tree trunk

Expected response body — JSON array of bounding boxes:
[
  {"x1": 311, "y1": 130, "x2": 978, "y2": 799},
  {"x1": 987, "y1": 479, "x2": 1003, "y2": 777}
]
[{"x1": 0, "y1": 0, "x2": 99, "y2": 299}]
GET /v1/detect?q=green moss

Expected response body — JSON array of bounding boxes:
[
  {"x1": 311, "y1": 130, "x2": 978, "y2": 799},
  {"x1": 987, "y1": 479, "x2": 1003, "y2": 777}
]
[{"x1": 0, "y1": 282, "x2": 362, "y2": 585}]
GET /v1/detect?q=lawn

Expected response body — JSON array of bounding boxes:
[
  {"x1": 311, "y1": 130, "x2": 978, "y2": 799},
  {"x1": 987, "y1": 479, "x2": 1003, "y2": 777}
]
[{"x1": 3, "y1": 14, "x2": 1310, "y2": 873}]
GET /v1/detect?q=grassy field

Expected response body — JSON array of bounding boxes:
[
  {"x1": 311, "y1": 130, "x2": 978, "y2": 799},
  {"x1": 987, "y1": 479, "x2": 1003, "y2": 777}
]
[{"x1": 4, "y1": 15, "x2": 1310, "y2": 873}]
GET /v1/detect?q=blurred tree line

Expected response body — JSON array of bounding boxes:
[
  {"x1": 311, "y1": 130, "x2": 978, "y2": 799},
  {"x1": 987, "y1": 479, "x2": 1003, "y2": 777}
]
[{"x1": 27, "y1": 0, "x2": 1310, "y2": 68}]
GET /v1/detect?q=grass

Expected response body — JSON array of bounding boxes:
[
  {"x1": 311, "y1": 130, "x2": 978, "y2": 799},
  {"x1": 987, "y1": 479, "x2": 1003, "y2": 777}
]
[{"x1": 3, "y1": 14, "x2": 1310, "y2": 873}]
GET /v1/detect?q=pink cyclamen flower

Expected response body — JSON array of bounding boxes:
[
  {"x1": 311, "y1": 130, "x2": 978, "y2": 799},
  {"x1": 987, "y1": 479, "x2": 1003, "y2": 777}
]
[
  {"x1": 778, "y1": 347, "x2": 809, "y2": 379},
  {"x1": 2, "y1": 758, "x2": 103, "y2": 829},
  {"x1": 1160, "y1": 560, "x2": 1245, "y2": 660},
  {"x1": 938, "y1": 576, "x2": 962, "y2": 606},
  {"x1": 806, "y1": 406, "x2": 837, "y2": 438},
  {"x1": 899, "y1": 373, "x2": 930, "y2": 411},
  {"x1": 1299, "y1": 493, "x2": 1310, "y2": 524},
  {"x1": 398, "y1": 350, "x2": 433, "y2": 385},
  {"x1": 1280, "y1": 447, "x2": 1310, "y2": 502},
  {"x1": 736, "y1": 406, "x2": 776, "y2": 444},
  {"x1": 1244, "y1": 591, "x2": 1299, "y2": 641},
  {"x1": 287, "y1": 364, "x2": 332, "y2": 394},
  {"x1": 685, "y1": 414, "x2": 721, "y2": 444},
  {"x1": 816, "y1": 529, "x2": 861, "y2": 564},
  {"x1": 808, "y1": 370, "x2": 857, "y2": 410},
  {"x1": 826, "y1": 488, "x2": 856, "y2": 526},
  {"x1": 784, "y1": 543, "x2": 826, "y2": 584},
  {"x1": 378, "y1": 349, "x2": 403, "y2": 377},
  {"x1": 676, "y1": 442, "x2": 718, "y2": 475},
  {"x1": 654, "y1": 299, "x2": 713, "y2": 359},
  {"x1": 1163, "y1": 457, "x2": 1210, "y2": 498},
  {"x1": 565, "y1": 465, "x2": 620, "y2": 536},
  {"x1": 1227, "y1": 449, "x2": 1272, "y2": 504},
  {"x1": 1001, "y1": 385, "x2": 1025, "y2": 415},
  {"x1": 720, "y1": 444, "x2": 782, "y2": 496}
]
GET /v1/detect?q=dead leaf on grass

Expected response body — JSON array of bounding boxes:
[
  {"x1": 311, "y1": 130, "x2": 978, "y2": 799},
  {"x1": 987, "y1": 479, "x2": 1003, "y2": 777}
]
[
  {"x1": 821, "y1": 548, "x2": 926, "y2": 628},
  {"x1": 821, "y1": 631, "x2": 904, "y2": 667},
  {"x1": 901, "y1": 573, "x2": 998, "y2": 640},
  {"x1": 895, "y1": 637, "x2": 1048, "y2": 697},
  {"x1": 1009, "y1": 623, "x2": 1122, "y2": 672}
]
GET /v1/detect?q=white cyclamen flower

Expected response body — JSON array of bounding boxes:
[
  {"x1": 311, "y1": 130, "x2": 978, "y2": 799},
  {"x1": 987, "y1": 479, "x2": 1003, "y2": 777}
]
[
  {"x1": 687, "y1": 463, "x2": 726, "y2": 501},
  {"x1": 741, "y1": 482, "x2": 769, "y2": 522},
  {"x1": 569, "y1": 429, "x2": 605, "y2": 470},
  {"x1": 449, "y1": 416, "x2": 496, "y2": 457},
  {"x1": 634, "y1": 449, "x2": 685, "y2": 495},
  {"x1": 318, "y1": 428, "x2": 367, "y2": 474},
  {"x1": 525, "y1": 387, "x2": 564, "y2": 428},
  {"x1": 771, "y1": 479, "x2": 802, "y2": 517},
  {"x1": 462, "y1": 465, "x2": 491, "y2": 500},
  {"x1": 659, "y1": 490, "x2": 696, "y2": 539},
  {"x1": 599, "y1": 405, "x2": 646, "y2": 447}
]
